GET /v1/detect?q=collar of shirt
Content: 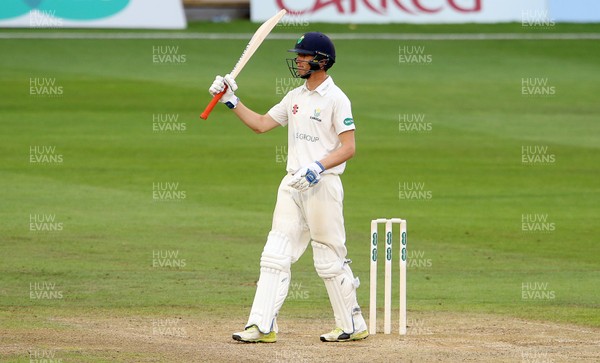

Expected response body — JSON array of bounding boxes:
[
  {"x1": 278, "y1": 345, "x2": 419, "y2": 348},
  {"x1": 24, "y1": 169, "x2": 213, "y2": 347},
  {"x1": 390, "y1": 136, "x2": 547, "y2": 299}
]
[{"x1": 300, "y1": 75, "x2": 334, "y2": 96}]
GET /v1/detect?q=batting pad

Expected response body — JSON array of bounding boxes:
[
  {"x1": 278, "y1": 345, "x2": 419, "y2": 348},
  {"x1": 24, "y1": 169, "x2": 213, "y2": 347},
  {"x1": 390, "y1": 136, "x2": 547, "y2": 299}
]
[
  {"x1": 247, "y1": 231, "x2": 291, "y2": 333},
  {"x1": 312, "y1": 241, "x2": 364, "y2": 334}
]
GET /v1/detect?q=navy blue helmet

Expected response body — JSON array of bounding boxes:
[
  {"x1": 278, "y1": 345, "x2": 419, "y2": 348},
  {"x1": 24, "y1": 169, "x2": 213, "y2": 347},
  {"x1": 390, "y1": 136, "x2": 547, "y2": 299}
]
[{"x1": 287, "y1": 32, "x2": 336, "y2": 78}]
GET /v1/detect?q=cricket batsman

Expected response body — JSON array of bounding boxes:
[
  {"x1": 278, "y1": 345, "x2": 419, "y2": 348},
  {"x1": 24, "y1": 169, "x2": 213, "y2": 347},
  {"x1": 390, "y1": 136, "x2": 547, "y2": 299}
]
[{"x1": 208, "y1": 32, "x2": 368, "y2": 343}]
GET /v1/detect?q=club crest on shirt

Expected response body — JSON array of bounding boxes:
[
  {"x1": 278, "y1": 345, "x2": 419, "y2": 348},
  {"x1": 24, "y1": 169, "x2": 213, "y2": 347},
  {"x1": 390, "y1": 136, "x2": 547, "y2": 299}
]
[
  {"x1": 310, "y1": 108, "x2": 322, "y2": 122},
  {"x1": 292, "y1": 104, "x2": 299, "y2": 115}
]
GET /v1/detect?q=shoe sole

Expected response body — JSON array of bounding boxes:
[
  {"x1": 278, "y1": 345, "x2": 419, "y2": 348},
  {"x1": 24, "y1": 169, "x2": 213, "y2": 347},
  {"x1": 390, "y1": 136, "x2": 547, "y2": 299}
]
[
  {"x1": 320, "y1": 332, "x2": 369, "y2": 342},
  {"x1": 232, "y1": 334, "x2": 277, "y2": 343}
]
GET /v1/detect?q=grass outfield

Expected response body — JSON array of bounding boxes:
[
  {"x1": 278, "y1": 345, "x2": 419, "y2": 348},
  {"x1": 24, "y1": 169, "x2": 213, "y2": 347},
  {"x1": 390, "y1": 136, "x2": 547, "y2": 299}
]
[{"x1": 1, "y1": 22, "x2": 599, "y2": 361}]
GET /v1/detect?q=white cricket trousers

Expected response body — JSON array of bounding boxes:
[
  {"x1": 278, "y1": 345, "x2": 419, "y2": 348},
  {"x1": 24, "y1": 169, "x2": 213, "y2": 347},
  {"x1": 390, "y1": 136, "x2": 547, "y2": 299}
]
[
  {"x1": 272, "y1": 173, "x2": 348, "y2": 262},
  {"x1": 246, "y1": 173, "x2": 364, "y2": 333}
]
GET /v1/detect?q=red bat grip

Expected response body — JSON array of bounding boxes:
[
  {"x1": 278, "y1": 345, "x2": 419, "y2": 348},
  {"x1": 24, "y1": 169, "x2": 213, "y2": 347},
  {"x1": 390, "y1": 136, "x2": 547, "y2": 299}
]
[{"x1": 200, "y1": 84, "x2": 228, "y2": 120}]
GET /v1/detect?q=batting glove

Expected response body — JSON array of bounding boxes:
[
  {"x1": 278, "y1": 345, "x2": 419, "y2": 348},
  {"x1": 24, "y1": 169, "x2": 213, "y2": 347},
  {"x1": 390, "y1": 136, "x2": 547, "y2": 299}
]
[
  {"x1": 209, "y1": 74, "x2": 239, "y2": 109},
  {"x1": 288, "y1": 161, "x2": 325, "y2": 192}
]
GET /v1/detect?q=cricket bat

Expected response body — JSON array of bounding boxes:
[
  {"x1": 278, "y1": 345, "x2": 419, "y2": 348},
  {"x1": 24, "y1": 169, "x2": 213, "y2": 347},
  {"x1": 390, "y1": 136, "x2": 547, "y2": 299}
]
[{"x1": 200, "y1": 9, "x2": 287, "y2": 120}]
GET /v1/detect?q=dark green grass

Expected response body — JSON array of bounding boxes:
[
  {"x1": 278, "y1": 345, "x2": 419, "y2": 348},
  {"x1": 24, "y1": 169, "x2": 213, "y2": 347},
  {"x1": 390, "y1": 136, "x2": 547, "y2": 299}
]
[{"x1": 1, "y1": 23, "x2": 599, "y2": 357}]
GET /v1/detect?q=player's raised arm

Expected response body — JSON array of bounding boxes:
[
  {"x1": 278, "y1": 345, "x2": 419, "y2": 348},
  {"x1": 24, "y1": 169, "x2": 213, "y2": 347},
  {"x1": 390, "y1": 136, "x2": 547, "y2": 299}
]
[{"x1": 208, "y1": 74, "x2": 280, "y2": 134}]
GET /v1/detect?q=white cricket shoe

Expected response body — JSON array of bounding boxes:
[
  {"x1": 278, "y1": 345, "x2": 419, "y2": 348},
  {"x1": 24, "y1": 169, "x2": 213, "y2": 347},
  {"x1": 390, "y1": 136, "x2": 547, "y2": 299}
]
[
  {"x1": 320, "y1": 327, "x2": 369, "y2": 342},
  {"x1": 232, "y1": 325, "x2": 277, "y2": 343}
]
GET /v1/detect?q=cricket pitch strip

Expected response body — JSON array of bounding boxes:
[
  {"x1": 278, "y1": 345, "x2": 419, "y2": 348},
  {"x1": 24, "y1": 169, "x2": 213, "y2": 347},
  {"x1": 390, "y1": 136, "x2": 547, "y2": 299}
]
[{"x1": 2, "y1": 311, "x2": 599, "y2": 362}]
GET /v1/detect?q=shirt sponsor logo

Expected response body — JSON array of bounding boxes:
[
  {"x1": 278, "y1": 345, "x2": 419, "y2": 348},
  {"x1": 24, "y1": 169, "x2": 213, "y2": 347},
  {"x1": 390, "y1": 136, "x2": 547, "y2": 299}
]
[
  {"x1": 343, "y1": 117, "x2": 354, "y2": 126},
  {"x1": 310, "y1": 108, "x2": 322, "y2": 122},
  {"x1": 295, "y1": 132, "x2": 320, "y2": 142},
  {"x1": 292, "y1": 104, "x2": 299, "y2": 114}
]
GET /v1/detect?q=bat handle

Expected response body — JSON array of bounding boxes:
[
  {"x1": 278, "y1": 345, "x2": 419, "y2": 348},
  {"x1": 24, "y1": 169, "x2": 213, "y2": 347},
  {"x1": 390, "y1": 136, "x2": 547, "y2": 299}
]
[{"x1": 200, "y1": 85, "x2": 228, "y2": 120}]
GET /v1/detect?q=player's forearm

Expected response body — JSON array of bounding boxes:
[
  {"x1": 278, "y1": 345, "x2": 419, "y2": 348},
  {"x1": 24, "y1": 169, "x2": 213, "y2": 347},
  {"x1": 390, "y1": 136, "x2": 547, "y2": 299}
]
[
  {"x1": 320, "y1": 141, "x2": 356, "y2": 170},
  {"x1": 231, "y1": 101, "x2": 263, "y2": 133},
  {"x1": 231, "y1": 101, "x2": 275, "y2": 134},
  {"x1": 318, "y1": 130, "x2": 356, "y2": 170}
]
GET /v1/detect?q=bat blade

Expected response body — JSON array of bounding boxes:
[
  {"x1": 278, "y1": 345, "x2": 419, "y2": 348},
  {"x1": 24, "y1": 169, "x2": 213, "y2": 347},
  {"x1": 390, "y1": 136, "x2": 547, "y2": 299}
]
[{"x1": 200, "y1": 9, "x2": 287, "y2": 120}]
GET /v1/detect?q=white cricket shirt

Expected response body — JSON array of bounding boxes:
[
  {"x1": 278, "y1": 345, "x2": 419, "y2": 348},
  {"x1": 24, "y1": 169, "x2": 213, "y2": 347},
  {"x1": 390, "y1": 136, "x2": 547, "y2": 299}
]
[{"x1": 268, "y1": 76, "x2": 355, "y2": 175}]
